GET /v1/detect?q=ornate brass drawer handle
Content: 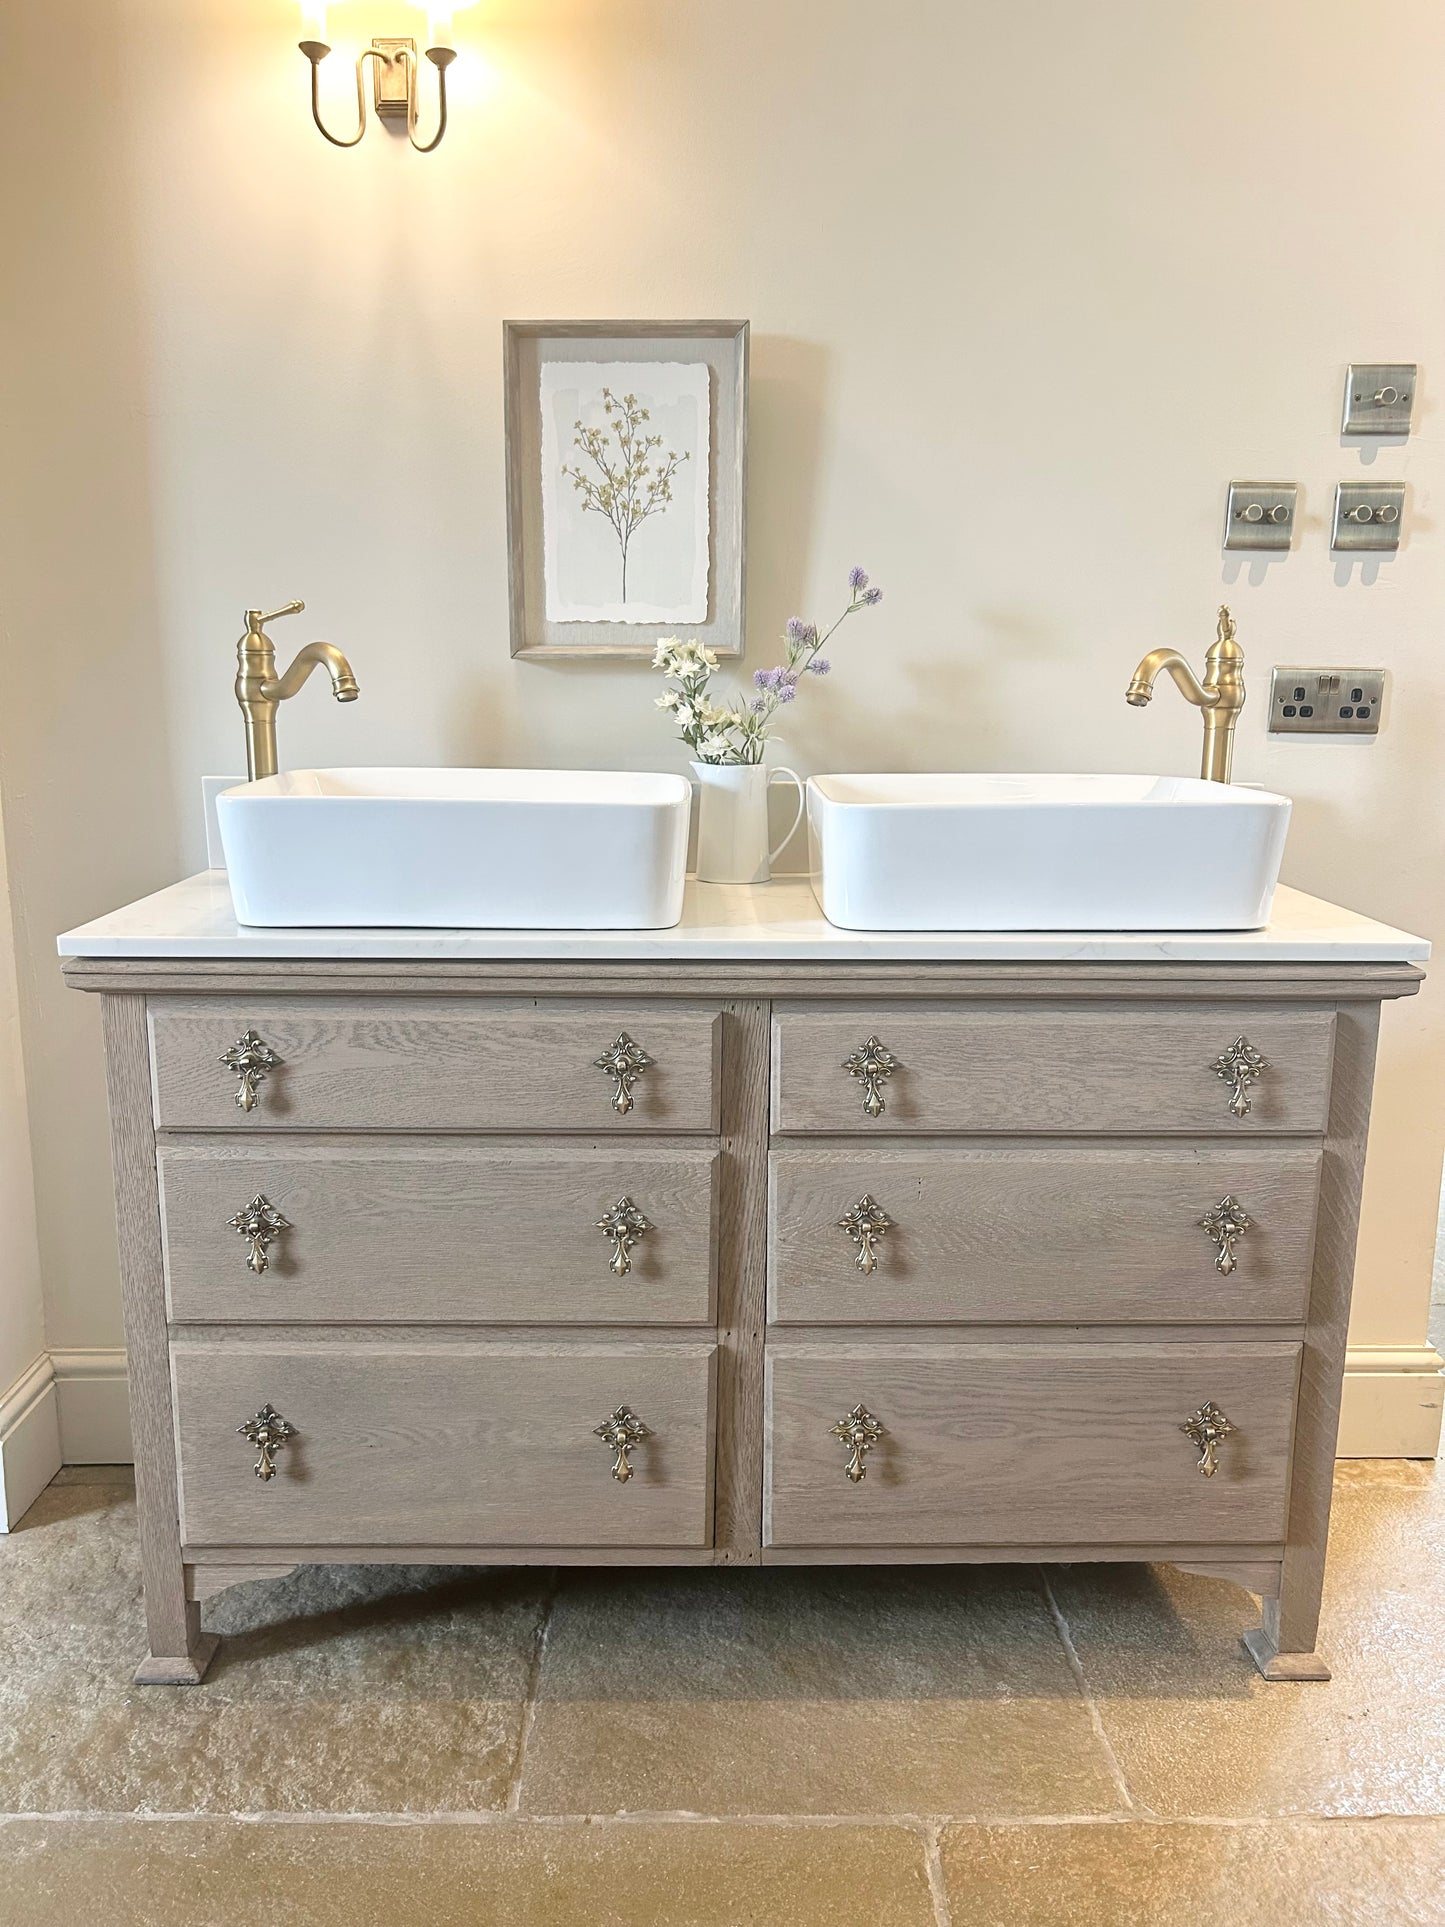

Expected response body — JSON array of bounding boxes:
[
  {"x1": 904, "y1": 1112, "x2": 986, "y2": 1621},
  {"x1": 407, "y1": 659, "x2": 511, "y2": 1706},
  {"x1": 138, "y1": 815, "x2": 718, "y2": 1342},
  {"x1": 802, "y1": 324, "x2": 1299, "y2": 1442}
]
[
  {"x1": 595, "y1": 1196, "x2": 651, "y2": 1278},
  {"x1": 842, "y1": 1036, "x2": 899, "y2": 1119},
  {"x1": 837, "y1": 1195, "x2": 894, "y2": 1275},
  {"x1": 830, "y1": 1402, "x2": 885, "y2": 1483},
  {"x1": 239, "y1": 1403, "x2": 295, "y2": 1481},
  {"x1": 594, "y1": 1032, "x2": 652, "y2": 1116},
  {"x1": 227, "y1": 1193, "x2": 291, "y2": 1275},
  {"x1": 1199, "y1": 1195, "x2": 1252, "y2": 1275},
  {"x1": 594, "y1": 1405, "x2": 651, "y2": 1482},
  {"x1": 220, "y1": 1029, "x2": 282, "y2": 1113},
  {"x1": 1211, "y1": 1035, "x2": 1268, "y2": 1119},
  {"x1": 1180, "y1": 1400, "x2": 1235, "y2": 1477}
]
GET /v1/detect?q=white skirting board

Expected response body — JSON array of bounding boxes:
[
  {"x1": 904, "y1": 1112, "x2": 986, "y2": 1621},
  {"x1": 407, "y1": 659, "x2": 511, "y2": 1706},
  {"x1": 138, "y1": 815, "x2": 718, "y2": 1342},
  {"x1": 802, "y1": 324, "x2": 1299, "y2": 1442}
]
[
  {"x1": 1, "y1": 1343, "x2": 1438, "y2": 1520},
  {"x1": 1336, "y1": 1346, "x2": 1445, "y2": 1459},
  {"x1": 48, "y1": 1349, "x2": 134, "y2": 1465},
  {"x1": 0, "y1": 1354, "x2": 62, "y2": 1530}
]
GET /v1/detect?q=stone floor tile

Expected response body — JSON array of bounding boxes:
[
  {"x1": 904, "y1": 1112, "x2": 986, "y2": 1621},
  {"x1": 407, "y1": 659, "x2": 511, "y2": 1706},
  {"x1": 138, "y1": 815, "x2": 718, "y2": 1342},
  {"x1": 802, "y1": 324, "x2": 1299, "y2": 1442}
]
[
  {"x1": 519, "y1": 1563, "x2": 1122, "y2": 1817},
  {"x1": 0, "y1": 1818, "x2": 938, "y2": 1927},
  {"x1": 0, "y1": 1485, "x2": 548, "y2": 1813},
  {"x1": 1052, "y1": 1462, "x2": 1445, "y2": 1818},
  {"x1": 49, "y1": 1464, "x2": 138, "y2": 1487},
  {"x1": 940, "y1": 1817, "x2": 1445, "y2": 1926}
]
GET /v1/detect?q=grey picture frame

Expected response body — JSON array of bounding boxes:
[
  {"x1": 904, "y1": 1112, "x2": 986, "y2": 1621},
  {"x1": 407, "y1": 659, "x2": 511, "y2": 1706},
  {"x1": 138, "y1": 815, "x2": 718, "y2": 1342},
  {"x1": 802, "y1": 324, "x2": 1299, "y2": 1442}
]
[{"x1": 504, "y1": 318, "x2": 748, "y2": 660}]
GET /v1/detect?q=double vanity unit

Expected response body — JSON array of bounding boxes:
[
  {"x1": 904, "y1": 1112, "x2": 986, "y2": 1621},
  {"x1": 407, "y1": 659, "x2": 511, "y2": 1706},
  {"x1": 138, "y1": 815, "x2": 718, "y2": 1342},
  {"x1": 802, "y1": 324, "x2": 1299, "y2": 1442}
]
[{"x1": 60, "y1": 778, "x2": 1426, "y2": 1686}]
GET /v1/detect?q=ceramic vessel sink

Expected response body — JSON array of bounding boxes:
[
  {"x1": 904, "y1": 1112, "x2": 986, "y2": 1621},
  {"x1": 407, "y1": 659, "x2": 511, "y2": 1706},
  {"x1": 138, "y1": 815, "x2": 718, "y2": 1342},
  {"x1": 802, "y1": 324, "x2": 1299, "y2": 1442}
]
[
  {"x1": 217, "y1": 768, "x2": 691, "y2": 929},
  {"x1": 807, "y1": 773, "x2": 1292, "y2": 932}
]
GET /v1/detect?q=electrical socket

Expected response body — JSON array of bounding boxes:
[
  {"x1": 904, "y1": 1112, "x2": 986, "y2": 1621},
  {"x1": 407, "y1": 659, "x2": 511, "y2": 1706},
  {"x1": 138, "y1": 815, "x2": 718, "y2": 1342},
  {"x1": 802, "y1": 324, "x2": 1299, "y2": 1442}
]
[{"x1": 1268, "y1": 668, "x2": 1384, "y2": 735}]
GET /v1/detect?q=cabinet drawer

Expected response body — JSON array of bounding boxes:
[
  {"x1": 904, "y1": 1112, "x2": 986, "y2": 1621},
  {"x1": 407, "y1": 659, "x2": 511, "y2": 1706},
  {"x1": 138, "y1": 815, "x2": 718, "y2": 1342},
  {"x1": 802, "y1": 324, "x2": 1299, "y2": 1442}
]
[
  {"x1": 772, "y1": 1003, "x2": 1335, "y2": 1135},
  {"x1": 764, "y1": 1342, "x2": 1299, "y2": 1548},
  {"x1": 174, "y1": 1340, "x2": 716, "y2": 1549},
  {"x1": 769, "y1": 1145, "x2": 1320, "y2": 1325},
  {"x1": 150, "y1": 998, "x2": 721, "y2": 1134},
  {"x1": 159, "y1": 1140, "x2": 719, "y2": 1325}
]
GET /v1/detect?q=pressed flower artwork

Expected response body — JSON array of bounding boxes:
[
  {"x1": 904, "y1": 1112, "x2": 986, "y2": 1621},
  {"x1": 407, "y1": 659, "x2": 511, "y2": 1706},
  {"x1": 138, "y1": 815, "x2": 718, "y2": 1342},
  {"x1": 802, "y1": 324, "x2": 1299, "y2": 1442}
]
[{"x1": 540, "y1": 360, "x2": 710, "y2": 625}]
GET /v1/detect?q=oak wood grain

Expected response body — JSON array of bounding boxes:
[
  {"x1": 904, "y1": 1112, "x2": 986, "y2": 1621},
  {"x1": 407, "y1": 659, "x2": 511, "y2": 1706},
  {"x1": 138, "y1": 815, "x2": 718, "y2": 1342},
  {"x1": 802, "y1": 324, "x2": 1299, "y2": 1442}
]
[
  {"x1": 173, "y1": 1338, "x2": 717, "y2": 1550},
  {"x1": 772, "y1": 1002, "x2": 1337, "y2": 1135},
  {"x1": 764, "y1": 1341, "x2": 1301, "y2": 1549},
  {"x1": 150, "y1": 997, "x2": 722, "y2": 1133},
  {"x1": 768, "y1": 1143, "x2": 1321, "y2": 1325},
  {"x1": 712, "y1": 1001, "x2": 768, "y2": 1564},
  {"x1": 1247, "y1": 1000, "x2": 1382, "y2": 1679},
  {"x1": 100, "y1": 993, "x2": 217, "y2": 1683},
  {"x1": 64, "y1": 955, "x2": 1426, "y2": 1004},
  {"x1": 158, "y1": 1139, "x2": 719, "y2": 1326}
]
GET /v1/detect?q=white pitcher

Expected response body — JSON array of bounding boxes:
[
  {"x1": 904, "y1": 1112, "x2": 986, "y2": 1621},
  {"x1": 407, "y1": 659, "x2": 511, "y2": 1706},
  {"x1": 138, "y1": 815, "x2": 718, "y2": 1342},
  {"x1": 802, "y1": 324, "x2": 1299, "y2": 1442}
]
[{"x1": 691, "y1": 762, "x2": 806, "y2": 885}]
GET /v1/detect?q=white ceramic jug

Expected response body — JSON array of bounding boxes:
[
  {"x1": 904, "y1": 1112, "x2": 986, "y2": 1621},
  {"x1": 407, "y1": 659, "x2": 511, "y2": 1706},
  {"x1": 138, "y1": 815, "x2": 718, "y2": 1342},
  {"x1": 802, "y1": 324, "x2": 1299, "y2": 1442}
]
[{"x1": 691, "y1": 762, "x2": 806, "y2": 885}]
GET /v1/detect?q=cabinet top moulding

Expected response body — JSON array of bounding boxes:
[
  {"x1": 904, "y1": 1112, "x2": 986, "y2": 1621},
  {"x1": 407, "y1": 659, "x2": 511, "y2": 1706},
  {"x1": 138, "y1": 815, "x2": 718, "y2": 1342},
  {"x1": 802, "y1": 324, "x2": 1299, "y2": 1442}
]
[{"x1": 60, "y1": 956, "x2": 1425, "y2": 1004}]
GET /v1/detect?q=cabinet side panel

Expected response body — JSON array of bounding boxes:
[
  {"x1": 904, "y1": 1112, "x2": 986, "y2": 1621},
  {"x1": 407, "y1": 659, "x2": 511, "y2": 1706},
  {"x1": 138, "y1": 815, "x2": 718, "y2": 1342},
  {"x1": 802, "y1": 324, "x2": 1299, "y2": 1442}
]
[{"x1": 100, "y1": 993, "x2": 205, "y2": 1667}]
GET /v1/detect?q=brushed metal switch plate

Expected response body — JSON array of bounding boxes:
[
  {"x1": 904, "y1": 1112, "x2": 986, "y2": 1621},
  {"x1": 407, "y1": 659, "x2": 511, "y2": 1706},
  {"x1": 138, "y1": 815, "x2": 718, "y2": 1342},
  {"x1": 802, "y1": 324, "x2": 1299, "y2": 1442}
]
[
  {"x1": 1268, "y1": 667, "x2": 1384, "y2": 735},
  {"x1": 1223, "y1": 482, "x2": 1298, "y2": 552},
  {"x1": 1342, "y1": 364, "x2": 1415, "y2": 438},
  {"x1": 1332, "y1": 482, "x2": 1405, "y2": 553}
]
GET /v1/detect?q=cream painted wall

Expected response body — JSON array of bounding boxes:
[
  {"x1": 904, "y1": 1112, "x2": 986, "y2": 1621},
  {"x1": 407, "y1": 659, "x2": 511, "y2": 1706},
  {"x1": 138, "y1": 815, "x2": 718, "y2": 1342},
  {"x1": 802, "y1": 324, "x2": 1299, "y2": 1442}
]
[
  {"x1": 0, "y1": 787, "x2": 44, "y2": 1397},
  {"x1": 0, "y1": 0, "x2": 1441, "y2": 1383}
]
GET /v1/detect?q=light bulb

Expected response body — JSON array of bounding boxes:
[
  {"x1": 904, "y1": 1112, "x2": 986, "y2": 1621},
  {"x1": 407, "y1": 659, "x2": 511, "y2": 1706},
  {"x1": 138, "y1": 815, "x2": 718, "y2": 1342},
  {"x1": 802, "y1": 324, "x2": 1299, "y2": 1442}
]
[
  {"x1": 427, "y1": 0, "x2": 476, "y2": 51},
  {"x1": 299, "y1": 2, "x2": 327, "y2": 43}
]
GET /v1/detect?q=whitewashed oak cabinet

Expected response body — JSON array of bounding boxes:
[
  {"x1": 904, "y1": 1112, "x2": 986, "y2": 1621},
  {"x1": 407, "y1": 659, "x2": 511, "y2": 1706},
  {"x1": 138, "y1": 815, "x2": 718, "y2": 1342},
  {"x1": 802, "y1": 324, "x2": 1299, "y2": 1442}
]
[{"x1": 63, "y1": 943, "x2": 1422, "y2": 1685}]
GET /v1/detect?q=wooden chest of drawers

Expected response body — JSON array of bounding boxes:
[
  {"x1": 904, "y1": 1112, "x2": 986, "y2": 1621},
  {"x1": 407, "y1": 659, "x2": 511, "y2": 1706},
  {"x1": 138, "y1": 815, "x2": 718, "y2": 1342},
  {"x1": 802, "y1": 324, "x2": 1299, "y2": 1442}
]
[{"x1": 68, "y1": 947, "x2": 1422, "y2": 1687}]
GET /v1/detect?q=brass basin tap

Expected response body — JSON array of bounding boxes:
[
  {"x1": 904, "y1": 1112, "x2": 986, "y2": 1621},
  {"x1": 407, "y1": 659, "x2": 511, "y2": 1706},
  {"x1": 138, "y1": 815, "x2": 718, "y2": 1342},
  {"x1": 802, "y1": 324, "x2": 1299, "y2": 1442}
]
[
  {"x1": 235, "y1": 601, "x2": 360, "y2": 782},
  {"x1": 1125, "y1": 605, "x2": 1244, "y2": 784}
]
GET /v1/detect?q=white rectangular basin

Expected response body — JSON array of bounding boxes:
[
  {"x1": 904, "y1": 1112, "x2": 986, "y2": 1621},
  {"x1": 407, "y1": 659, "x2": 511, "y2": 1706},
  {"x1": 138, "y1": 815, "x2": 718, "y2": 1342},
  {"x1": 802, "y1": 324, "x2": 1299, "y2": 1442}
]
[
  {"x1": 807, "y1": 773, "x2": 1292, "y2": 932},
  {"x1": 217, "y1": 768, "x2": 691, "y2": 929}
]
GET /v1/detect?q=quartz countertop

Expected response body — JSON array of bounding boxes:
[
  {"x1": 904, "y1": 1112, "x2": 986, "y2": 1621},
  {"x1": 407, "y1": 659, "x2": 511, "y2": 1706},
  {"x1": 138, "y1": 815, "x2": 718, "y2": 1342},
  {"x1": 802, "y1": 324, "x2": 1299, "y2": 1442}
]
[{"x1": 56, "y1": 872, "x2": 1430, "y2": 964}]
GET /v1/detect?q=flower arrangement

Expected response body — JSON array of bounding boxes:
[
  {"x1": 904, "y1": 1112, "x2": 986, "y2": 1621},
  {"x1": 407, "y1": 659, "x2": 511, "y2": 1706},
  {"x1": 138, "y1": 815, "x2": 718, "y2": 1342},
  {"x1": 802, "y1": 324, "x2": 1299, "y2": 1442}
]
[{"x1": 653, "y1": 567, "x2": 883, "y2": 765}]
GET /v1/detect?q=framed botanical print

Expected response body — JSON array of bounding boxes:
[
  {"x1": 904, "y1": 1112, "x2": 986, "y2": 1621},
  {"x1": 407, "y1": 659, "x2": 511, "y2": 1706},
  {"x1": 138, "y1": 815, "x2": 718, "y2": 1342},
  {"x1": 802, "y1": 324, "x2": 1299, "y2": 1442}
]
[{"x1": 504, "y1": 319, "x2": 748, "y2": 659}]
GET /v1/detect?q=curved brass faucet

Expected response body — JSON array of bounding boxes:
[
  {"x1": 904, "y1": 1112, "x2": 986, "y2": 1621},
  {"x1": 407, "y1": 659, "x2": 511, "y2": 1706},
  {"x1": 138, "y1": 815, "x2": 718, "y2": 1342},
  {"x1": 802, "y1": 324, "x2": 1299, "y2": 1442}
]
[
  {"x1": 234, "y1": 601, "x2": 360, "y2": 781},
  {"x1": 1125, "y1": 605, "x2": 1244, "y2": 784}
]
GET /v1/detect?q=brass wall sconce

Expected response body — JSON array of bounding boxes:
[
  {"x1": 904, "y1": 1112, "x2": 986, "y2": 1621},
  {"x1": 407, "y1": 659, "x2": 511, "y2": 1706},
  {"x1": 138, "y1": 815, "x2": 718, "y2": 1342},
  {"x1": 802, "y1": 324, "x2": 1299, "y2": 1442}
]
[{"x1": 298, "y1": 3, "x2": 471, "y2": 151}]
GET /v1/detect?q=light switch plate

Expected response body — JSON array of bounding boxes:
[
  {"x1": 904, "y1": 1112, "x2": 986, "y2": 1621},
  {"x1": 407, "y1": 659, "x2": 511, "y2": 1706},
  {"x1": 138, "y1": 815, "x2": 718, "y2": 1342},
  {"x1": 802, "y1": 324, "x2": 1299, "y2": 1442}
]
[
  {"x1": 1223, "y1": 481, "x2": 1297, "y2": 552},
  {"x1": 1332, "y1": 481, "x2": 1405, "y2": 553},
  {"x1": 1268, "y1": 668, "x2": 1383, "y2": 735},
  {"x1": 1342, "y1": 363, "x2": 1415, "y2": 437}
]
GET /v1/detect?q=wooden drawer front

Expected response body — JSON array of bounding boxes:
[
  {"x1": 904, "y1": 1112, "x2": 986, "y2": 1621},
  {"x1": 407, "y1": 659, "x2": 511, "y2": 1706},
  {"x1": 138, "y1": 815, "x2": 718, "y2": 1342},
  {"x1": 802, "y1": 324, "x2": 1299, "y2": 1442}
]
[
  {"x1": 772, "y1": 1004, "x2": 1335, "y2": 1136},
  {"x1": 159, "y1": 1141, "x2": 719, "y2": 1325},
  {"x1": 769, "y1": 1145, "x2": 1321, "y2": 1326},
  {"x1": 150, "y1": 998, "x2": 721, "y2": 1134},
  {"x1": 764, "y1": 1342, "x2": 1299, "y2": 1548},
  {"x1": 174, "y1": 1340, "x2": 716, "y2": 1549}
]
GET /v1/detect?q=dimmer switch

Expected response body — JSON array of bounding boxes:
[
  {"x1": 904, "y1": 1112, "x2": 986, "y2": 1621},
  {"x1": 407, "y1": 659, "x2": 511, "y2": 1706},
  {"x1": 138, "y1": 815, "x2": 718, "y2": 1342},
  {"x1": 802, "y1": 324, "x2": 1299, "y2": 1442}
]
[
  {"x1": 1223, "y1": 482, "x2": 1297, "y2": 552},
  {"x1": 1332, "y1": 482, "x2": 1405, "y2": 553},
  {"x1": 1342, "y1": 364, "x2": 1415, "y2": 438}
]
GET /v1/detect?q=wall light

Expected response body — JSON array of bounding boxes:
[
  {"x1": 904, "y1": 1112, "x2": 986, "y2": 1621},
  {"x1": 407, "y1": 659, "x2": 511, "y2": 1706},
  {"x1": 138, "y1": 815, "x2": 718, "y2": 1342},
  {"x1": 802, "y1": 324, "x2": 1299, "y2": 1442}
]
[{"x1": 298, "y1": 2, "x2": 475, "y2": 152}]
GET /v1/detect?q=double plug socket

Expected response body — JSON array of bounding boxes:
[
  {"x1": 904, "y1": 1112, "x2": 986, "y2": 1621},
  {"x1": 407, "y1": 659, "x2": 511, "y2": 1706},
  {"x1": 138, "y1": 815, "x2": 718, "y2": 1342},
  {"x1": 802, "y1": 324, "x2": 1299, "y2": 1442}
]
[{"x1": 1267, "y1": 668, "x2": 1384, "y2": 736}]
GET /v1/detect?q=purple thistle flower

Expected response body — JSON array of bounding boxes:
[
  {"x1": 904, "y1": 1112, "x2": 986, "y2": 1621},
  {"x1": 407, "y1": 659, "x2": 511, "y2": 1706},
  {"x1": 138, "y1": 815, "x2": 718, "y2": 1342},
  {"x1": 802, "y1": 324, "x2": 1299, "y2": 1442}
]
[
  {"x1": 808, "y1": 657, "x2": 831, "y2": 675},
  {"x1": 785, "y1": 616, "x2": 810, "y2": 643},
  {"x1": 848, "y1": 566, "x2": 869, "y2": 592},
  {"x1": 777, "y1": 681, "x2": 797, "y2": 702},
  {"x1": 754, "y1": 666, "x2": 788, "y2": 691},
  {"x1": 750, "y1": 695, "x2": 768, "y2": 713},
  {"x1": 862, "y1": 586, "x2": 882, "y2": 605}
]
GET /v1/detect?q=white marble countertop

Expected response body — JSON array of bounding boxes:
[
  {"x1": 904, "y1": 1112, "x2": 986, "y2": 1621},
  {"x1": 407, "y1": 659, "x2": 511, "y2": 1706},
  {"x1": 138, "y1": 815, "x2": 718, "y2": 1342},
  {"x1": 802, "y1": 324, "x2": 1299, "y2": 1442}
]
[{"x1": 56, "y1": 872, "x2": 1430, "y2": 964}]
